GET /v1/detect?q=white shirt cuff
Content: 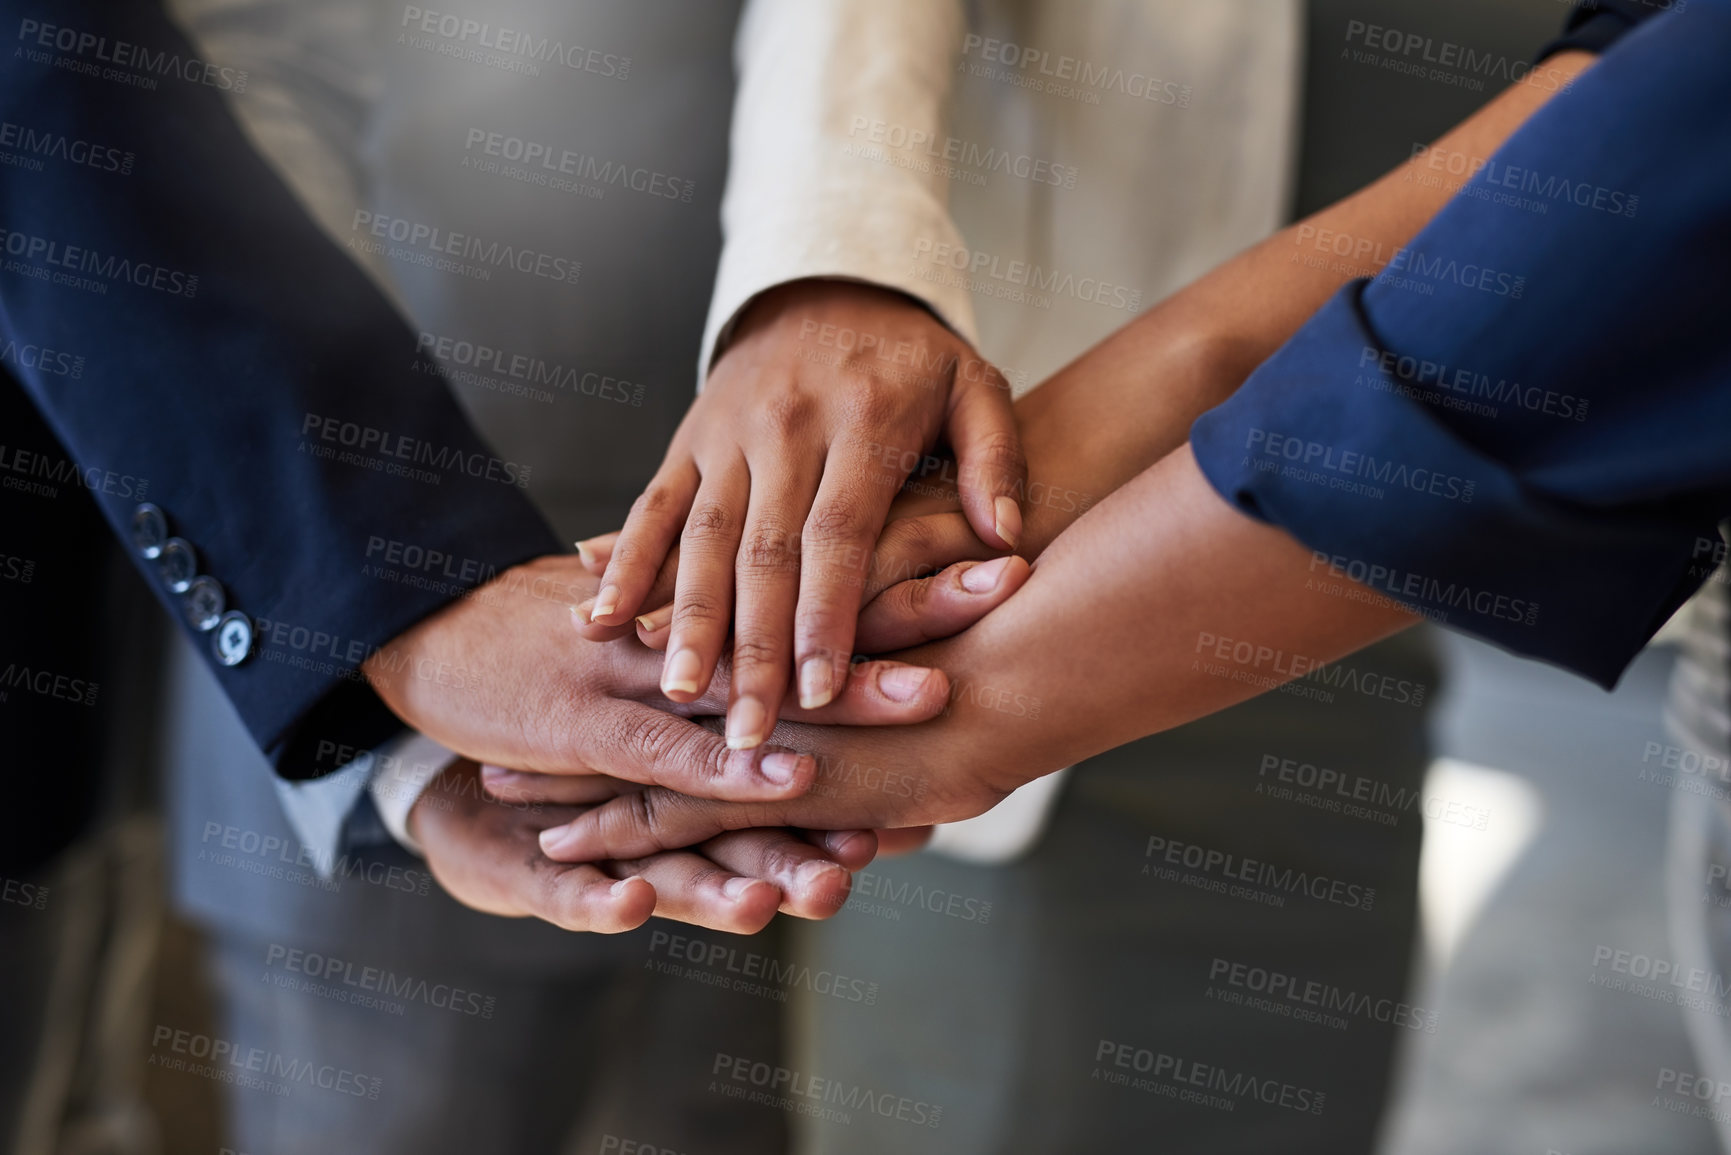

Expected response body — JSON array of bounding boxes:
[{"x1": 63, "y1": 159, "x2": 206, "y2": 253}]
[{"x1": 365, "y1": 731, "x2": 459, "y2": 857}]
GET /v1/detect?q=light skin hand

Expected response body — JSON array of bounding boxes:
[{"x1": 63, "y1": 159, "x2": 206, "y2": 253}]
[{"x1": 583, "y1": 279, "x2": 1026, "y2": 756}]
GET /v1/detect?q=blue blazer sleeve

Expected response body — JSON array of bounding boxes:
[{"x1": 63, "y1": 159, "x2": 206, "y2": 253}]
[
  {"x1": 0, "y1": 0, "x2": 561, "y2": 777},
  {"x1": 1191, "y1": 0, "x2": 1731, "y2": 689}
]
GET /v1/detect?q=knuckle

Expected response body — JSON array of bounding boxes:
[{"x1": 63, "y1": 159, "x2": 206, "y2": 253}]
[
  {"x1": 729, "y1": 635, "x2": 785, "y2": 676},
  {"x1": 850, "y1": 386, "x2": 903, "y2": 428},
  {"x1": 634, "y1": 482, "x2": 686, "y2": 521},
  {"x1": 738, "y1": 526, "x2": 801, "y2": 577},
  {"x1": 673, "y1": 588, "x2": 728, "y2": 628},
  {"x1": 971, "y1": 430, "x2": 1027, "y2": 480},
  {"x1": 683, "y1": 501, "x2": 736, "y2": 545},
  {"x1": 805, "y1": 497, "x2": 868, "y2": 544}
]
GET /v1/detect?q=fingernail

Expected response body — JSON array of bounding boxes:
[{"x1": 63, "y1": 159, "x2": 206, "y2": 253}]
[
  {"x1": 795, "y1": 859, "x2": 844, "y2": 895},
  {"x1": 960, "y1": 555, "x2": 1013, "y2": 594},
  {"x1": 993, "y1": 496, "x2": 1022, "y2": 549},
  {"x1": 662, "y1": 648, "x2": 703, "y2": 696},
  {"x1": 575, "y1": 539, "x2": 600, "y2": 568},
  {"x1": 635, "y1": 604, "x2": 673, "y2": 634},
  {"x1": 610, "y1": 878, "x2": 635, "y2": 898},
  {"x1": 722, "y1": 876, "x2": 757, "y2": 901},
  {"x1": 591, "y1": 585, "x2": 620, "y2": 621},
  {"x1": 726, "y1": 696, "x2": 768, "y2": 750},
  {"x1": 823, "y1": 829, "x2": 867, "y2": 856},
  {"x1": 759, "y1": 751, "x2": 806, "y2": 786},
  {"x1": 877, "y1": 665, "x2": 936, "y2": 703},
  {"x1": 572, "y1": 599, "x2": 596, "y2": 626},
  {"x1": 538, "y1": 824, "x2": 577, "y2": 856},
  {"x1": 798, "y1": 656, "x2": 835, "y2": 709}
]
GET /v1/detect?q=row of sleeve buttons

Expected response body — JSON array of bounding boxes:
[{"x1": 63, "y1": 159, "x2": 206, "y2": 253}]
[{"x1": 130, "y1": 502, "x2": 254, "y2": 666}]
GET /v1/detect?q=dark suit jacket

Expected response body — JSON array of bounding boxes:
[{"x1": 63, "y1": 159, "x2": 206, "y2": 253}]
[{"x1": 0, "y1": 0, "x2": 559, "y2": 870}]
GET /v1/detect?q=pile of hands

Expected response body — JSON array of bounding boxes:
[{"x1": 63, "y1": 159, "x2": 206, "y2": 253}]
[{"x1": 363, "y1": 281, "x2": 1061, "y2": 936}]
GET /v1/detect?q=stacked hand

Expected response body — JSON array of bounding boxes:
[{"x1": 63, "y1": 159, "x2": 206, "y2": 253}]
[{"x1": 363, "y1": 276, "x2": 1040, "y2": 938}]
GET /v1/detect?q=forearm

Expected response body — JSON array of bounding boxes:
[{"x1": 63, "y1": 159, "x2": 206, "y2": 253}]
[
  {"x1": 1011, "y1": 50, "x2": 1597, "y2": 557},
  {"x1": 901, "y1": 445, "x2": 1416, "y2": 785}
]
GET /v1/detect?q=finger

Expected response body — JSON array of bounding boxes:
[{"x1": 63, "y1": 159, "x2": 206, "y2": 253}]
[
  {"x1": 661, "y1": 463, "x2": 749, "y2": 703},
  {"x1": 672, "y1": 654, "x2": 953, "y2": 729},
  {"x1": 945, "y1": 362, "x2": 1027, "y2": 551},
  {"x1": 864, "y1": 512, "x2": 996, "y2": 603},
  {"x1": 605, "y1": 849, "x2": 783, "y2": 934},
  {"x1": 479, "y1": 763, "x2": 637, "y2": 807},
  {"x1": 574, "y1": 531, "x2": 620, "y2": 574},
  {"x1": 549, "y1": 701, "x2": 817, "y2": 800},
  {"x1": 778, "y1": 660, "x2": 951, "y2": 726},
  {"x1": 727, "y1": 452, "x2": 822, "y2": 750},
  {"x1": 593, "y1": 459, "x2": 699, "y2": 626},
  {"x1": 795, "y1": 446, "x2": 899, "y2": 710},
  {"x1": 539, "y1": 788, "x2": 805, "y2": 863},
  {"x1": 524, "y1": 863, "x2": 658, "y2": 934},
  {"x1": 574, "y1": 549, "x2": 680, "y2": 643},
  {"x1": 634, "y1": 602, "x2": 673, "y2": 650},
  {"x1": 703, "y1": 828, "x2": 870, "y2": 920},
  {"x1": 874, "y1": 826, "x2": 934, "y2": 857},
  {"x1": 855, "y1": 554, "x2": 1032, "y2": 652}
]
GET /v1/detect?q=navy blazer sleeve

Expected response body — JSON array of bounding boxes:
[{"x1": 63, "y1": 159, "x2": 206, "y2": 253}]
[
  {"x1": 0, "y1": 0, "x2": 561, "y2": 777},
  {"x1": 1191, "y1": 0, "x2": 1731, "y2": 689}
]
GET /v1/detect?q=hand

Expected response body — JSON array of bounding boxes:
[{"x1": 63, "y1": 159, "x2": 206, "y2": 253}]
[
  {"x1": 362, "y1": 555, "x2": 960, "y2": 803},
  {"x1": 583, "y1": 279, "x2": 1026, "y2": 752},
  {"x1": 410, "y1": 760, "x2": 876, "y2": 934},
  {"x1": 576, "y1": 536, "x2": 1029, "y2": 656}
]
